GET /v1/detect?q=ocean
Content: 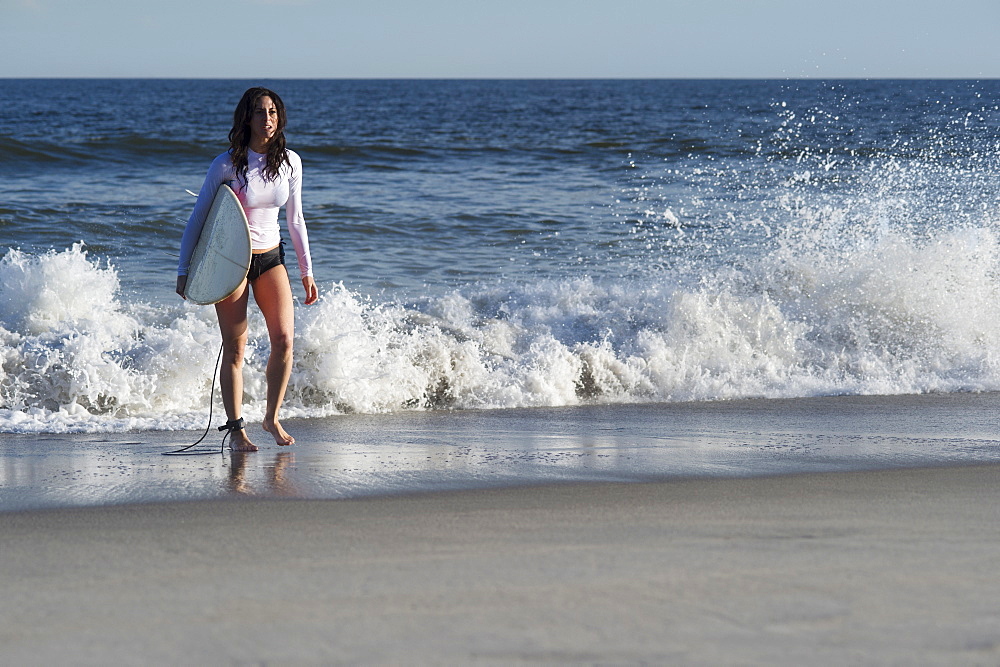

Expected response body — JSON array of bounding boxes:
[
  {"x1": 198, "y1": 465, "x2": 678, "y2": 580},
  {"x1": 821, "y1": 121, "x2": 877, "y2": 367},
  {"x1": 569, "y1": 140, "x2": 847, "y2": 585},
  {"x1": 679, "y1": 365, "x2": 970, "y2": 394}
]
[{"x1": 4, "y1": 78, "x2": 1000, "y2": 435}]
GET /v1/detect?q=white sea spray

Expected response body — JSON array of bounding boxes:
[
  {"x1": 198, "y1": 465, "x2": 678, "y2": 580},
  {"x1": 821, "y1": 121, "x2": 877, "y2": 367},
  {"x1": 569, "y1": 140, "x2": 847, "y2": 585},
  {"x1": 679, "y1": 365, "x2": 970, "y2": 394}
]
[{"x1": 4, "y1": 209, "x2": 1000, "y2": 434}]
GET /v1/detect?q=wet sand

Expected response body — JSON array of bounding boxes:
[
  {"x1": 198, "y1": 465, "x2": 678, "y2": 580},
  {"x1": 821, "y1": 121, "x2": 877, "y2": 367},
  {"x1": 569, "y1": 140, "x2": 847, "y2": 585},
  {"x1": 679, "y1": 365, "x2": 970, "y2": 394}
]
[
  {"x1": 3, "y1": 393, "x2": 1000, "y2": 511},
  {"x1": 2, "y1": 464, "x2": 999, "y2": 664}
]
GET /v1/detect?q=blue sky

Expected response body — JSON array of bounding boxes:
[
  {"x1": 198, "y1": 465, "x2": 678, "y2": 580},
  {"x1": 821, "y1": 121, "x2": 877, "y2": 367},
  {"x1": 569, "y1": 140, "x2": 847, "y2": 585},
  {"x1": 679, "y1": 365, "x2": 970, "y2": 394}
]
[{"x1": 3, "y1": 0, "x2": 1000, "y2": 78}]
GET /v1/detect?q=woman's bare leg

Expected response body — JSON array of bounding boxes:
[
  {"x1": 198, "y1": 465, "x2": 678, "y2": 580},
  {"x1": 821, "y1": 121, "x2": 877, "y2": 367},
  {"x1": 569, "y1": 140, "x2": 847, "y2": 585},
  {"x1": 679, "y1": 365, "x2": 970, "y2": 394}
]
[
  {"x1": 251, "y1": 266, "x2": 296, "y2": 445},
  {"x1": 214, "y1": 280, "x2": 257, "y2": 452}
]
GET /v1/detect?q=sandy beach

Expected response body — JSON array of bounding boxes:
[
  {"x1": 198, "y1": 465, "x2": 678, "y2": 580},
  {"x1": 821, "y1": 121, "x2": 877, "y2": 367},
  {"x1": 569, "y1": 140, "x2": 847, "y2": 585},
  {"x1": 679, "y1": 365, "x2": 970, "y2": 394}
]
[
  {"x1": 2, "y1": 464, "x2": 999, "y2": 664},
  {"x1": 2, "y1": 394, "x2": 1000, "y2": 663}
]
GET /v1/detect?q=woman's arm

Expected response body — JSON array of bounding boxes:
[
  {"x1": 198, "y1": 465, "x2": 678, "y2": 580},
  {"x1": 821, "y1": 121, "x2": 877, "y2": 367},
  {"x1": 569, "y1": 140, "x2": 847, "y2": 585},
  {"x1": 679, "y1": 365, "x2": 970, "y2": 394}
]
[{"x1": 285, "y1": 150, "x2": 317, "y2": 303}]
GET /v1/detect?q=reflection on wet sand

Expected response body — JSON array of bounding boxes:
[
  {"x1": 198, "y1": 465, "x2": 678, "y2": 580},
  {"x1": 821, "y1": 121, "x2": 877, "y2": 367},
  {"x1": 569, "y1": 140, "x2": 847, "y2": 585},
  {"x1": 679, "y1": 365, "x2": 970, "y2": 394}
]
[
  {"x1": 4, "y1": 395, "x2": 1000, "y2": 513},
  {"x1": 227, "y1": 451, "x2": 297, "y2": 497}
]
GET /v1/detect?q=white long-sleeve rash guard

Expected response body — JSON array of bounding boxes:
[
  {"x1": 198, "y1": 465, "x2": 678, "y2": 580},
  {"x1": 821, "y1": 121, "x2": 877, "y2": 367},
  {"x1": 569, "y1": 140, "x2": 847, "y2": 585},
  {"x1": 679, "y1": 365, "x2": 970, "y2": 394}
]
[{"x1": 177, "y1": 148, "x2": 313, "y2": 279}]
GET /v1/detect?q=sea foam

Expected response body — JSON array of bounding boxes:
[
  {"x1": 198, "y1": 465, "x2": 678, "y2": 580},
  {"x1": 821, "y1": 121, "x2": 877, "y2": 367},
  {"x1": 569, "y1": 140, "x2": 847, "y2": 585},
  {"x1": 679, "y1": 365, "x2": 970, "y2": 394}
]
[{"x1": 3, "y1": 204, "x2": 1000, "y2": 434}]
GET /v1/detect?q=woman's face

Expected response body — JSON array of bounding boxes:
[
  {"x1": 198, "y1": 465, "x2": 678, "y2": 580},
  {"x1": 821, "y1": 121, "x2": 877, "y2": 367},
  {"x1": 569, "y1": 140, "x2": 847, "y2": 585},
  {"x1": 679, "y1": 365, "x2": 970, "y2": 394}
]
[{"x1": 250, "y1": 96, "x2": 279, "y2": 147}]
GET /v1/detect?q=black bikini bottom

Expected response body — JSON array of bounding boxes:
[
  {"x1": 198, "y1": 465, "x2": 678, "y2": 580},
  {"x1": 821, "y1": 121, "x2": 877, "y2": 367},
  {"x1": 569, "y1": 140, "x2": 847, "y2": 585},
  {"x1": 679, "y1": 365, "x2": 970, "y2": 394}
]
[{"x1": 248, "y1": 243, "x2": 285, "y2": 282}]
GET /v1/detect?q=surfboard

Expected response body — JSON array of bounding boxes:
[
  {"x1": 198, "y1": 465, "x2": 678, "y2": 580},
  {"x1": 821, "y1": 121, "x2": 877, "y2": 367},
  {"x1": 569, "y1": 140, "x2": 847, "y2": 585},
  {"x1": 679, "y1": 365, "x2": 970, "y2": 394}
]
[{"x1": 183, "y1": 184, "x2": 252, "y2": 305}]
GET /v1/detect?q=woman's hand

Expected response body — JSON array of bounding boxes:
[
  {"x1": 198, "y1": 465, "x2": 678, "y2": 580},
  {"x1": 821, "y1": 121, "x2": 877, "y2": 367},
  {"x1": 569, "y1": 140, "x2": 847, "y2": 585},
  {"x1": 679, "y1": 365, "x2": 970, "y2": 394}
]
[
  {"x1": 176, "y1": 275, "x2": 187, "y2": 299},
  {"x1": 302, "y1": 276, "x2": 319, "y2": 305}
]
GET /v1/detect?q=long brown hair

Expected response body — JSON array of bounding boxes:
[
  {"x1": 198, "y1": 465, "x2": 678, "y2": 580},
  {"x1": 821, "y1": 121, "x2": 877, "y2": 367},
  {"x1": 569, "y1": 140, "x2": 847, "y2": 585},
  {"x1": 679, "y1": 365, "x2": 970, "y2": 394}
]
[{"x1": 228, "y1": 87, "x2": 291, "y2": 186}]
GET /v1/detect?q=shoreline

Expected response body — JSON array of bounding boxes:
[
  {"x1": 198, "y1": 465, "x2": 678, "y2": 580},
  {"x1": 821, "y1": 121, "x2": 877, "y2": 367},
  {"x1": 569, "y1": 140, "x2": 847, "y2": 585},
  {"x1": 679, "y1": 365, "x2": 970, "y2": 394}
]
[
  {"x1": 3, "y1": 463, "x2": 999, "y2": 663},
  {"x1": 3, "y1": 392, "x2": 1000, "y2": 513}
]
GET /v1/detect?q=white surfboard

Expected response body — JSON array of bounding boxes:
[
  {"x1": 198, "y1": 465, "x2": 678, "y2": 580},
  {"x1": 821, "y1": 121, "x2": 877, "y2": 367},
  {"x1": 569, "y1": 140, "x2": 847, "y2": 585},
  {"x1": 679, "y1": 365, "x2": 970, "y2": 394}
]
[{"x1": 184, "y1": 184, "x2": 252, "y2": 305}]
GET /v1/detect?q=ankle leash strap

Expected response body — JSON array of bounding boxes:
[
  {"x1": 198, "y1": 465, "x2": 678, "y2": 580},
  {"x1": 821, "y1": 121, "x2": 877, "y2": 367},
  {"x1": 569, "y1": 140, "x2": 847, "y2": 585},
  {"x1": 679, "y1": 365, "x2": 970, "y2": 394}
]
[{"x1": 219, "y1": 417, "x2": 245, "y2": 433}]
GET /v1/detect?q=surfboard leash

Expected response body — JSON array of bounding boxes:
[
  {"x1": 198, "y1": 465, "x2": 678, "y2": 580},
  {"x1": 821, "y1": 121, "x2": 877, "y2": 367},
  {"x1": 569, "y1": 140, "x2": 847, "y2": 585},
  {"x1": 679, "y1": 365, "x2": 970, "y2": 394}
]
[{"x1": 163, "y1": 342, "x2": 227, "y2": 456}]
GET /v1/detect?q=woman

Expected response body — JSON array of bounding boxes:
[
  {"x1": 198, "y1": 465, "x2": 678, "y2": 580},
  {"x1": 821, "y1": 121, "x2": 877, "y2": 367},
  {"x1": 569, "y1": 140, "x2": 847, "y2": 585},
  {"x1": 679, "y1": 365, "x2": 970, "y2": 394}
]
[{"x1": 176, "y1": 87, "x2": 319, "y2": 452}]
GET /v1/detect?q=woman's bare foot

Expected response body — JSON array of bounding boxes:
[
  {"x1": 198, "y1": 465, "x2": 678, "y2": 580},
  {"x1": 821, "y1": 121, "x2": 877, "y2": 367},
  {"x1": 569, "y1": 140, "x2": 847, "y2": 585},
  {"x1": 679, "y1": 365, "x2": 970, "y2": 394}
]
[
  {"x1": 229, "y1": 428, "x2": 259, "y2": 452},
  {"x1": 263, "y1": 419, "x2": 295, "y2": 446}
]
